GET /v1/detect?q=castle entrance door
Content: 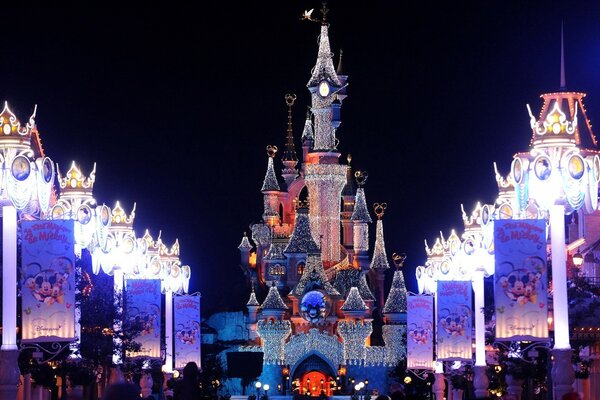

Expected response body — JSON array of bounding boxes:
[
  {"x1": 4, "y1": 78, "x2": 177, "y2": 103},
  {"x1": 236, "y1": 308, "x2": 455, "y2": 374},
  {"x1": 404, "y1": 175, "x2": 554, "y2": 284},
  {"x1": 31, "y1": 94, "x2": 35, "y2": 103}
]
[{"x1": 292, "y1": 354, "x2": 336, "y2": 397}]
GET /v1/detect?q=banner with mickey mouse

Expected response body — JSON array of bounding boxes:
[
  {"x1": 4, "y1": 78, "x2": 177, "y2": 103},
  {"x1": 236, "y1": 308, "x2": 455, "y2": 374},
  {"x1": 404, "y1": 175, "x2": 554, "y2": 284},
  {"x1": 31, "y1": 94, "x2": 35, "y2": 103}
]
[
  {"x1": 20, "y1": 220, "x2": 75, "y2": 342},
  {"x1": 494, "y1": 219, "x2": 548, "y2": 341},
  {"x1": 407, "y1": 294, "x2": 434, "y2": 369},
  {"x1": 436, "y1": 281, "x2": 473, "y2": 361},
  {"x1": 174, "y1": 294, "x2": 201, "y2": 369},
  {"x1": 125, "y1": 279, "x2": 162, "y2": 358}
]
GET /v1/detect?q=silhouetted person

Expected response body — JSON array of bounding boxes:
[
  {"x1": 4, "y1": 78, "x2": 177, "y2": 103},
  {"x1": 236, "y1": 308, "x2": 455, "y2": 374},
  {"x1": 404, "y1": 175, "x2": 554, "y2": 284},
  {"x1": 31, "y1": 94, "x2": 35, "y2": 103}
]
[
  {"x1": 173, "y1": 361, "x2": 201, "y2": 400},
  {"x1": 103, "y1": 382, "x2": 141, "y2": 400},
  {"x1": 375, "y1": 396, "x2": 391, "y2": 400}
]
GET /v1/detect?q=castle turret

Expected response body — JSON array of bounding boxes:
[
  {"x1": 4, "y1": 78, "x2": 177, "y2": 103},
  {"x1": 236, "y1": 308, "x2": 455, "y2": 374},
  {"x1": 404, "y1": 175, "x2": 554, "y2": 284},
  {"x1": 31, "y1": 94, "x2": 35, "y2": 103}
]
[
  {"x1": 238, "y1": 232, "x2": 254, "y2": 267},
  {"x1": 246, "y1": 284, "x2": 260, "y2": 340},
  {"x1": 351, "y1": 171, "x2": 372, "y2": 270},
  {"x1": 283, "y1": 201, "x2": 319, "y2": 286},
  {"x1": 340, "y1": 286, "x2": 368, "y2": 319},
  {"x1": 260, "y1": 283, "x2": 288, "y2": 320},
  {"x1": 382, "y1": 253, "x2": 407, "y2": 323},
  {"x1": 341, "y1": 154, "x2": 355, "y2": 248},
  {"x1": 281, "y1": 94, "x2": 299, "y2": 188},
  {"x1": 382, "y1": 254, "x2": 408, "y2": 367},
  {"x1": 261, "y1": 145, "x2": 281, "y2": 226},
  {"x1": 368, "y1": 203, "x2": 391, "y2": 309}
]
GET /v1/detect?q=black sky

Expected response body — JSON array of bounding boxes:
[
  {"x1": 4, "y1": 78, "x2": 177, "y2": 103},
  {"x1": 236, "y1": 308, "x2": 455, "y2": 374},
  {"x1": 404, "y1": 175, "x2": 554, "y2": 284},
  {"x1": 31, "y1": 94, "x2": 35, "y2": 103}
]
[{"x1": 4, "y1": 1, "x2": 600, "y2": 315}]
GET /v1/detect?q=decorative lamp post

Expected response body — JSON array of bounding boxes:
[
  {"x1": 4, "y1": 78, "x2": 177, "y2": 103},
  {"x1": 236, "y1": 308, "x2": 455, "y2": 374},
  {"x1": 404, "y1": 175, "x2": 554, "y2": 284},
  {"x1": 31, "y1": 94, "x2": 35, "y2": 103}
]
[
  {"x1": 0, "y1": 103, "x2": 55, "y2": 400},
  {"x1": 137, "y1": 230, "x2": 190, "y2": 372},
  {"x1": 263, "y1": 383, "x2": 269, "y2": 397},
  {"x1": 460, "y1": 202, "x2": 495, "y2": 398},
  {"x1": 510, "y1": 87, "x2": 600, "y2": 399},
  {"x1": 255, "y1": 381, "x2": 262, "y2": 397}
]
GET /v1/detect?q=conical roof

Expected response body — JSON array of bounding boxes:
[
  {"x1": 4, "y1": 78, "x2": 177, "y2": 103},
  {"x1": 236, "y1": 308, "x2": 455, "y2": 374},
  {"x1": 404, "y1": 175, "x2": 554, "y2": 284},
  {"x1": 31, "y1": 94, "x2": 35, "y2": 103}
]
[
  {"x1": 351, "y1": 187, "x2": 372, "y2": 223},
  {"x1": 293, "y1": 253, "x2": 339, "y2": 297},
  {"x1": 333, "y1": 268, "x2": 375, "y2": 301},
  {"x1": 238, "y1": 232, "x2": 253, "y2": 251},
  {"x1": 261, "y1": 285, "x2": 288, "y2": 310},
  {"x1": 382, "y1": 269, "x2": 408, "y2": 314},
  {"x1": 340, "y1": 287, "x2": 368, "y2": 311},
  {"x1": 261, "y1": 151, "x2": 280, "y2": 192},
  {"x1": 370, "y1": 219, "x2": 390, "y2": 269},
  {"x1": 301, "y1": 112, "x2": 314, "y2": 141},
  {"x1": 284, "y1": 207, "x2": 319, "y2": 254},
  {"x1": 247, "y1": 289, "x2": 260, "y2": 307},
  {"x1": 308, "y1": 24, "x2": 342, "y2": 87}
]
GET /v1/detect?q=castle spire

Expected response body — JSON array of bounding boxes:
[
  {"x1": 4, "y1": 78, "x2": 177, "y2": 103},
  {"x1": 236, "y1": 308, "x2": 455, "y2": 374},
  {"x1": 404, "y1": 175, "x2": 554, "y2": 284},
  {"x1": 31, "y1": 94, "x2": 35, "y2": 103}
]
[
  {"x1": 281, "y1": 94, "x2": 299, "y2": 187},
  {"x1": 382, "y1": 253, "x2": 408, "y2": 315},
  {"x1": 369, "y1": 203, "x2": 390, "y2": 270},
  {"x1": 306, "y1": 6, "x2": 341, "y2": 88},
  {"x1": 261, "y1": 145, "x2": 281, "y2": 192},
  {"x1": 261, "y1": 284, "x2": 288, "y2": 311},
  {"x1": 350, "y1": 171, "x2": 372, "y2": 223},
  {"x1": 284, "y1": 201, "x2": 319, "y2": 254}
]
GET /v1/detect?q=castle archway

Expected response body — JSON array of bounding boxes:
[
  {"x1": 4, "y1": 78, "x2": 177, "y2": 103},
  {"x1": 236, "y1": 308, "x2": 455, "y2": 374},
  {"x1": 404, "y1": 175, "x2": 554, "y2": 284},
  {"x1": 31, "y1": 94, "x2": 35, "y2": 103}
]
[{"x1": 291, "y1": 352, "x2": 337, "y2": 397}]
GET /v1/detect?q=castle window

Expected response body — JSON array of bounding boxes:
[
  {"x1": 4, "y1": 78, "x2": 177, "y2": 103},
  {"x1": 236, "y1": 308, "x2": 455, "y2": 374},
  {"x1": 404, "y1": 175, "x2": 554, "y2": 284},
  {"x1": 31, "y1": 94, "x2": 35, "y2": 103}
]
[
  {"x1": 297, "y1": 262, "x2": 305, "y2": 277},
  {"x1": 269, "y1": 264, "x2": 285, "y2": 276}
]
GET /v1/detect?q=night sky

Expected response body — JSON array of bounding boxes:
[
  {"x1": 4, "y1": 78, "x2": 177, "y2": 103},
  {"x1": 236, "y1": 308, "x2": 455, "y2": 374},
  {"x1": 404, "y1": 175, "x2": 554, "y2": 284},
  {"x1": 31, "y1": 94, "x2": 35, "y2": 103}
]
[{"x1": 3, "y1": 1, "x2": 600, "y2": 315}]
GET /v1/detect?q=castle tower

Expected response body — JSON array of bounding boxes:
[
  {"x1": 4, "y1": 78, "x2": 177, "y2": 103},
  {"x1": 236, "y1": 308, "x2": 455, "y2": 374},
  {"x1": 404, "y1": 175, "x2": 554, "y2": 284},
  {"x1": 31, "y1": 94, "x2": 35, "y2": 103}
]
[
  {"x1": 246, "y1": 284, "x2": 260, "y2": 341},
  {"x1": 261, "y1": 145, "x2": 281, "y2": 226},
  {"x1": 238, "y1": 232, "x2": 254, "y2": 269},
  {"x1": 283, "y1": 201, "x2": 319, "y2": 287},
  {"x1": 382, "y1": 253, "x2": 408, "y2": 366},
  {"x1": 303, "y1": 12, "x2": 347, "y2": 266},
  {"x1": 341, "y1": 154, "x2": 355, "y2": 248},
  {"x1": 351, "y1": 171, "x2": 372, "y2": 270},
  {"x1": 368, "y1": 203, "x2": 391, "y2": 309}
]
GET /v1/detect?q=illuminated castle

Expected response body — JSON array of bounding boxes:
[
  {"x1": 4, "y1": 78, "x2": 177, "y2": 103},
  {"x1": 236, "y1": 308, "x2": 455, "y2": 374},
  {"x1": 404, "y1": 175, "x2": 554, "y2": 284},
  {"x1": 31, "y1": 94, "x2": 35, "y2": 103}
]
[{"x1": 235, "y1": 6, "x2": 407, "y2": 397}]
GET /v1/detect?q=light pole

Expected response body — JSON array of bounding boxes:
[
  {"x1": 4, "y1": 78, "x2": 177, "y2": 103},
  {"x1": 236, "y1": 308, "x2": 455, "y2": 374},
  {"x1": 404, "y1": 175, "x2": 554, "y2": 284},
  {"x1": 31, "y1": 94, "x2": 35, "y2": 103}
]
[
  {"x1": 513, "y1": 90, "x2": 600, "y2": 399},
  {"x1": 263, "y1": 384, "x2": 269, "y2": 397},
  {"x1": 255, "y1": 381, "x2": 261, "y2": 397},
  {"x1": 460, "y1": 202, "x2": 495, "y2": 398}
]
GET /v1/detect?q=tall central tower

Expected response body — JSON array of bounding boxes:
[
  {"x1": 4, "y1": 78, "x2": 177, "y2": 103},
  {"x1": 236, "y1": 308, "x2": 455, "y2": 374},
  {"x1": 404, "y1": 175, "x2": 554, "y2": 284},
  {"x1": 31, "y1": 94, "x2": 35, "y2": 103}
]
[{"x1": 304, "y1": 8, "x2": 347, "y2": 266}]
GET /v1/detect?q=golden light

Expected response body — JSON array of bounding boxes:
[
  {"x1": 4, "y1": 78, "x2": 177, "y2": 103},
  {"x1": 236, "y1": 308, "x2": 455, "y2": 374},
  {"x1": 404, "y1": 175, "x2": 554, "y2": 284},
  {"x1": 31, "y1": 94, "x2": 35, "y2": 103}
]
[{"x1": 403, "y1": 376, "x2": 412, "y2": 384}]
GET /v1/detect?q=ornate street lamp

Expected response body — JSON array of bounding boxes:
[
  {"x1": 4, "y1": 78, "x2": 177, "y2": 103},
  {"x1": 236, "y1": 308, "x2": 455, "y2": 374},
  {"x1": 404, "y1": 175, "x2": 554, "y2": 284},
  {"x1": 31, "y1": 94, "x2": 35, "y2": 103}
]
[
  {"x1": 510, "y1": 88, "x2": 600, "y2": 399},
  {"x1": 460, "y1": 202, "x2": 495, "y2": 398},
  {"x1": 0, "y1": 102, "x2": 55, "y2": 399}
]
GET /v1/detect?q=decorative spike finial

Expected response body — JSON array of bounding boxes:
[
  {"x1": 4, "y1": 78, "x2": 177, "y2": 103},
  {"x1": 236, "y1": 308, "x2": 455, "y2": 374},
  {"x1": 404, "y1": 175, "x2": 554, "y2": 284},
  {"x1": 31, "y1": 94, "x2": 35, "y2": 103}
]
[
  {"x1": 282, "y1": 94, "x2": 298, "y2": 162},
  {"x1": 337, "y1": 48, "x2": 344, "y2": 75},
  {"x1": 320, "y1": 2, "x2": 329, "y2": 24},
  {"x1": 266, "y1": 145, "x2": 278, "y2": 158},
  {"x1": 560, "y1": 21, "x2": 566, "y2": 90},
  {"x1": 354, "y1": 170, "x2": 368, "y2": 187},
  {"x1": 373, "y1": 202, "x2": 387, "y2": 220},
  {"x1": 392, "y1": 253, "x2": 407, "y2": 270},
  {"x1": 347, "y1": 153, "x2": 352, "y2": 165}
]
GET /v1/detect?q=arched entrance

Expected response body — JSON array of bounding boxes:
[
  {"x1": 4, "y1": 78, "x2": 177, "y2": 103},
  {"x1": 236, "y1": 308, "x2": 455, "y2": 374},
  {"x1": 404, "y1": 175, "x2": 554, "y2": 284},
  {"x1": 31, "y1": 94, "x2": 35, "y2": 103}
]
[{"x1": 291, "y1": 353, "x2": 337, "y2": 397}]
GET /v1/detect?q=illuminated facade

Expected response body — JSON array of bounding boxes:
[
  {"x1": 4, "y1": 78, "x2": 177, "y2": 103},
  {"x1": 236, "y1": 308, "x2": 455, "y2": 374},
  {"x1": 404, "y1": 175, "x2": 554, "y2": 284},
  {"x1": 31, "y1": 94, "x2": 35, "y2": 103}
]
[{"x1": 235, "y1": 7, "x2": 406, "y2": 397}]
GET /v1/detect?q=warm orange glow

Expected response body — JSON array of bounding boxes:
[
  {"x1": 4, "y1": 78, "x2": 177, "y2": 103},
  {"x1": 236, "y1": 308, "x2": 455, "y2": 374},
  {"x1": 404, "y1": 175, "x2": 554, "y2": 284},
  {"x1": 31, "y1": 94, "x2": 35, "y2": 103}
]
[
  {"x1": 338, "y1": 366, "x2": 346, "y2": 376},
  {"x1": 249, "y1": 251, "x2": 257, "y2": 268}
]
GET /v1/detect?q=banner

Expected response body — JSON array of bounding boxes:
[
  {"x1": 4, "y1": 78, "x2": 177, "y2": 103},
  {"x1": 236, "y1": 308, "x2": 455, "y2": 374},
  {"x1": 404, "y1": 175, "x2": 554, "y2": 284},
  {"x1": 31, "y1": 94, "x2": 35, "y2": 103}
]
[
  {"x1": 407, "y1": 295, "x2": 434, "y2": 370},
  {"x1": 494, "y1": 219, "x2": 548, "y2": 341},
  {"x1": 125, "y1": 279, "x2": 162, "y2": 358},
  {"x1": 436, "y1": 280, "x2": 472, "y2": 361},
  {"x1": 174, "y1": 294, "x2": 201, "y2": 370},
  {"x1": 21, "y1": 220, "x2": 76, "y2": 342}
]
